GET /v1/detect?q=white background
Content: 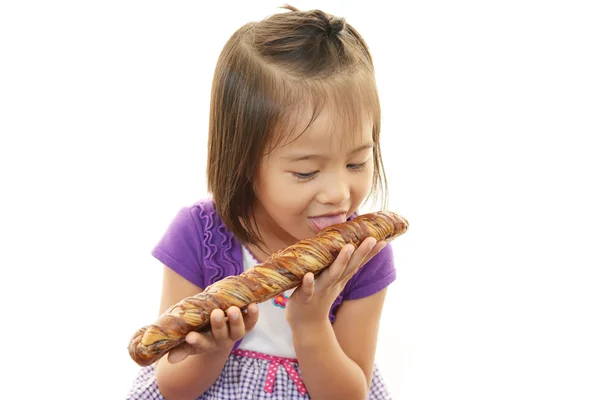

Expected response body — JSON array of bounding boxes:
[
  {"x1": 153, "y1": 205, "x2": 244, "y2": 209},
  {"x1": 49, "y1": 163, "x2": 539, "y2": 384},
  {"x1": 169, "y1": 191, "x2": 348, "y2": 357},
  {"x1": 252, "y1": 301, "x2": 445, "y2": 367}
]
[{"x1": 1, "y1": 1, "x2": 599, "y2": 399}]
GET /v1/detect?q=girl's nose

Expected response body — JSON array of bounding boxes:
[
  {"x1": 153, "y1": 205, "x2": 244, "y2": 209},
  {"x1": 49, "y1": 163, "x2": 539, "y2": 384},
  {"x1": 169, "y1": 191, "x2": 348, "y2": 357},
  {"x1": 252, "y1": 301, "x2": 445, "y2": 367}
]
[{"x1": 316, "y1": 176, "x2": 350, "y2": 205}]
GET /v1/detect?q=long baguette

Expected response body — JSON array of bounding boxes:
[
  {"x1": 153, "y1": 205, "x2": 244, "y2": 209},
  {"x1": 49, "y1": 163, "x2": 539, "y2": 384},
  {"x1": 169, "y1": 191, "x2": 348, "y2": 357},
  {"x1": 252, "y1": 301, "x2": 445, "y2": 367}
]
[{"x1": 128, "y1": 210, "x2": 408, "y2": 366}]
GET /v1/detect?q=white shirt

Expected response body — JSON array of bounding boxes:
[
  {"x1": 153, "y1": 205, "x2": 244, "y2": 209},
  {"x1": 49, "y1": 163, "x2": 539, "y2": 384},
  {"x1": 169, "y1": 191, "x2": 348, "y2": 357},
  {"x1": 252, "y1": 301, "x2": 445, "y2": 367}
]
[{"x1": 237, "y1": 245, "x2": 297, "y2": 358}]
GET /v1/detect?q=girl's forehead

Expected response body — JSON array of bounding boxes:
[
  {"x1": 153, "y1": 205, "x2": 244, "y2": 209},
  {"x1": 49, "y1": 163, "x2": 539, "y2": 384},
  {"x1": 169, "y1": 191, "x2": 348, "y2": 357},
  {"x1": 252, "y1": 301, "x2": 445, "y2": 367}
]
[
  {"x1": 265, "y1": 70, "x2": 379, "y2": 155},
  {"x1": 274, "y1": 106, "x2": 373, "y2": 154}
]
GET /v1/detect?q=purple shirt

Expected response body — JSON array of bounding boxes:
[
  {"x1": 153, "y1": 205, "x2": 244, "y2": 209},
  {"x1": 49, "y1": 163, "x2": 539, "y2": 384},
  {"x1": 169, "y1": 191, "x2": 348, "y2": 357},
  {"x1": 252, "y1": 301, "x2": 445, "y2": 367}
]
[{"x1": 151, "y1": 199, "x2": 396, "y2": 348}]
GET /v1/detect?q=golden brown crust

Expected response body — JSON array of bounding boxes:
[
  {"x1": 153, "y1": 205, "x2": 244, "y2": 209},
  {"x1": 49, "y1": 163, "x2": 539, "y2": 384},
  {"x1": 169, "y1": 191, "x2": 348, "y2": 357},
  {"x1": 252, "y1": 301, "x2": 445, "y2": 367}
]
[{"x1": 128, "y1": 210, "x2": 408, "y2": 366}]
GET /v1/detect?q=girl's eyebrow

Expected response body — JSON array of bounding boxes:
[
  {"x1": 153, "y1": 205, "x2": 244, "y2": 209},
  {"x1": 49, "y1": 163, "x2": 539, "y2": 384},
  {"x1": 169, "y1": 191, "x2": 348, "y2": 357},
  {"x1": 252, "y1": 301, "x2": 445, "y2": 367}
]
[{"x1": 283, "y1": 143, "x2": 374, "y2": 162}]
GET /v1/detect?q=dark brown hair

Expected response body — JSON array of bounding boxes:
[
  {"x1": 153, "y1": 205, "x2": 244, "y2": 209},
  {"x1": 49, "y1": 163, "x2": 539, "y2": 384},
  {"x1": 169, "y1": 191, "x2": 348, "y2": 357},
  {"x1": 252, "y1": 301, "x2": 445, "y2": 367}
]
[{"x1": 206, "y1": 4, "x2": 388, "y2": 246}]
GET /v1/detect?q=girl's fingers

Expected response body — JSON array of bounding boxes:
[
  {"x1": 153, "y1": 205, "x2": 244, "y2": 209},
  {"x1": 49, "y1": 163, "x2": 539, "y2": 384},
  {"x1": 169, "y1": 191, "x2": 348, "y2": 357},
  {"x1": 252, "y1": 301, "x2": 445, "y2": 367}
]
[
  {"x1": 300, "y1": 272, "x2": 315, "y2": 302},
  {"x1": 167, "y1": 342, "x2": 193, "y2": 363},
  {"x1": 339, "y1": 237, "x2": 377, "y2": 282},
  {"x1": 316, "y1": 244, "x2": 355, "y2": 288},
  {"x1": 168, "y1": 304, "x2": 260, "y2": 363},
  {"x1": 210, "y1": 308, "x2": 229, "y2": 346},
  {"x1": 168, "y1": 330, "x2": 207, "y2": 363},
  {"x1": 242, "y1": 303, "x2": 259, "y2": 332},
  {"x1": 226, "y1": 307, "x2": 245, "y2": 341}
]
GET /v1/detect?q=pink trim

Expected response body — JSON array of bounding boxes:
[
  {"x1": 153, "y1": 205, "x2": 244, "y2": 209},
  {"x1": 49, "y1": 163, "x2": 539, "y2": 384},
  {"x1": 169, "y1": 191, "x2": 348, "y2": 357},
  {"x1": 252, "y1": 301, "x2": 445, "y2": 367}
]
[{"x1": 232, "y1": 348, "x2": 307, "y2": 395}]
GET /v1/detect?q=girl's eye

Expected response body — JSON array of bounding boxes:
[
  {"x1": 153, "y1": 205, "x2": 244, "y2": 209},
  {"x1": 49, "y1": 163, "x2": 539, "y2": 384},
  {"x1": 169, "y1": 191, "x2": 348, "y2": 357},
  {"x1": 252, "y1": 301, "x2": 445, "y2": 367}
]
[
  {"x1": 293, "y1": 171, "x2": 318, "y2": 180},
  {"x1": 347, "y1": 162, "x2": 367, "y2": 171}
]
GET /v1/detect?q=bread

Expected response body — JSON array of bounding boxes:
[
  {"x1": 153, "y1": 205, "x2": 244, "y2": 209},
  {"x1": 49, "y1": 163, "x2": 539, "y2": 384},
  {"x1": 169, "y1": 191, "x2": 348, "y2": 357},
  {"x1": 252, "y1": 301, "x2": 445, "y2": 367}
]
[{"x1": 128, "y1": 210, "x2": 408, "y2": 366}]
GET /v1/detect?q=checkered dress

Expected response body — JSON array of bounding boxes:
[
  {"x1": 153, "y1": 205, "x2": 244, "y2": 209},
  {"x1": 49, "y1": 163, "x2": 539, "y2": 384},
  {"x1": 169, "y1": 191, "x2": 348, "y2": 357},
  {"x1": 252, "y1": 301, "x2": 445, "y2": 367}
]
[{"x1": 126, "y1": 351, "x2": 393, "y2": 399}]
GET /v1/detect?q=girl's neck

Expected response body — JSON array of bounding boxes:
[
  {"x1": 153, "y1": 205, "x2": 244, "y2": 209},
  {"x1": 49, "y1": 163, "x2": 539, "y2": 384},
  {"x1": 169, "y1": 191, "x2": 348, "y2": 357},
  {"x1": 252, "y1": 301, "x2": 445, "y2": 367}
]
[{"x1": 243, "y1": 202, "x2": 296, "y2": 263}]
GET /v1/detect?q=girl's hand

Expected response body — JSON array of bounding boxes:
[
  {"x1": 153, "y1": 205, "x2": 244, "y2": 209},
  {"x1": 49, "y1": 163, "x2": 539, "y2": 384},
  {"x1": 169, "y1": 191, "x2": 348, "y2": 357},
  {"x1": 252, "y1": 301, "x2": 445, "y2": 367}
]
[
  {"x1": 167, "y1": 303, "x2": 259, "y2": 363},
  {"x1": 285, "y1": 237, "x2": 386, "y2": 330}
]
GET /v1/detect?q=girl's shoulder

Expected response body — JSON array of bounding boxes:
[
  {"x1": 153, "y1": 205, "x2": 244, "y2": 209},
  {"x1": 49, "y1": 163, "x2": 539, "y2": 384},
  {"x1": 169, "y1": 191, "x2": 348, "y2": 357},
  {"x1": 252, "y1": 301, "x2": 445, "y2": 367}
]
[
  {"x1": 151, "y1": 198, "x2": 243, "y2": 288},
  {"x1": 162, "y1": 197, "x2": 236, "y2": 247}
]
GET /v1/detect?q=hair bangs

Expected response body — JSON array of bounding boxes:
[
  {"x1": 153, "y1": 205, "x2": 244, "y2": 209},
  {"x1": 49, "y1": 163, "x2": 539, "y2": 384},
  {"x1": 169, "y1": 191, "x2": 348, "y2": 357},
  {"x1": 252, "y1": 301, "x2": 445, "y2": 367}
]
[{"x1": 264, "y1": 70, "x2": 380, "y2": 154}]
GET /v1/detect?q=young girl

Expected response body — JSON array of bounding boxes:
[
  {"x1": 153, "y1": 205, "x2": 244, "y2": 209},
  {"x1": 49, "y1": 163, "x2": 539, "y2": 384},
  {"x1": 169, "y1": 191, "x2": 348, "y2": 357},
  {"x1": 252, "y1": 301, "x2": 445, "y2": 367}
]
[{"x1": 128, "y1": 5, "x2": 397, "y2": 400}]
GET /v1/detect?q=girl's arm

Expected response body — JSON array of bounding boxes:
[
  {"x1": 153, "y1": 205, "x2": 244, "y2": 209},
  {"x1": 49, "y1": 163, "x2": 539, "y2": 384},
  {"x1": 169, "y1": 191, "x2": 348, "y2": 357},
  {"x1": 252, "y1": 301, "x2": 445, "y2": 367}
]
[
  {"x1": 155, "y1": 345, "x2": 231, "y2": 400},
  {"x1": 292, "y1": 288, "x2": 388, "y2": 400},
  {"x1": 153, "y1": 266, "x2": 258, "y2": 400}
]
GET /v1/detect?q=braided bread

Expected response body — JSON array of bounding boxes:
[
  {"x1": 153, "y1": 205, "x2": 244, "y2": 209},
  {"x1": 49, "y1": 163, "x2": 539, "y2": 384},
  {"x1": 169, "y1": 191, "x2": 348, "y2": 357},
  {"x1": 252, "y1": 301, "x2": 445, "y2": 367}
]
[{"x1": 128, "y1": 210, "x2": 408, "y2": 366}]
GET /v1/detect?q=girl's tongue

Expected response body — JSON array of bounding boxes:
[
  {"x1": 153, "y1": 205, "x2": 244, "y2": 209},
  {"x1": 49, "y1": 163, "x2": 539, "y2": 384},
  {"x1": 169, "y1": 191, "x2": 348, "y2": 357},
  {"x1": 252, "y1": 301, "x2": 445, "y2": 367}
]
[{"x1": 308, "y1": 213, "x2": 347, "y2": 233}]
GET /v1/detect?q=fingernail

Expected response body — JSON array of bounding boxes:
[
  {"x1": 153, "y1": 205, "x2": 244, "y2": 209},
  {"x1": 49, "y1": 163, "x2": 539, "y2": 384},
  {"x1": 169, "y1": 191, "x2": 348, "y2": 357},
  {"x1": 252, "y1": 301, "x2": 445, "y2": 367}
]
[
  {"x1": 214, "y1": 313, "x2": 223, "y2": 323},
  {"x1": 369, "y1": 240, "x2": 376, "y2": 250},
  {"x1": 229, "y1": 311, "x2": 239, "y2": 321},
  {"x1": 307, "y1": 274, "x2": 314, "y2": 283}
]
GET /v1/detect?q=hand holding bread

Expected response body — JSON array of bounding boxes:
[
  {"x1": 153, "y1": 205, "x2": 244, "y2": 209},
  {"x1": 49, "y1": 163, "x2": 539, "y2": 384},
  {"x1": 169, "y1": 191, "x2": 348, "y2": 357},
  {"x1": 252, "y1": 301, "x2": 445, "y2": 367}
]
[{"x1": 128, "y1": 210, "x2": 408, "y2": 366}]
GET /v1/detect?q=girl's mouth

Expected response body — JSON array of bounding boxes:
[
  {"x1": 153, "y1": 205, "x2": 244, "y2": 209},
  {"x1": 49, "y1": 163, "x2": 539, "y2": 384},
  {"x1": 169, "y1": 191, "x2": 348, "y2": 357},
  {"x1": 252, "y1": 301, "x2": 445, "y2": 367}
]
[{"x1": 308, "y1": 212, "x2": 347, "y2": 233}]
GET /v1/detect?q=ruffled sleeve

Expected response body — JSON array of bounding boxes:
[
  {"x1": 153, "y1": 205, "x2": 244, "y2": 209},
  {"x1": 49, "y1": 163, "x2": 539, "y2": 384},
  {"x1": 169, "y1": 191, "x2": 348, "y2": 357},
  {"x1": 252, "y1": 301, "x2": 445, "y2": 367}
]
[
  {"x1": 151, "y1": 206, "x2": 206, "y2": 288},
  {"x1": 151, "y1": 200, "x2": 243, "y2": 289}
]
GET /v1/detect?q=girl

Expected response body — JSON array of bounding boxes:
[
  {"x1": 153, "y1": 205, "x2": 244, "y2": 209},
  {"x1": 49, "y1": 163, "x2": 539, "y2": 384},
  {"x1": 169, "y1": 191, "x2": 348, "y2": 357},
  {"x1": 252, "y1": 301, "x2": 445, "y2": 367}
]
[{"x1": 128, "y1": 5, "x2": 397, "y2": 400}]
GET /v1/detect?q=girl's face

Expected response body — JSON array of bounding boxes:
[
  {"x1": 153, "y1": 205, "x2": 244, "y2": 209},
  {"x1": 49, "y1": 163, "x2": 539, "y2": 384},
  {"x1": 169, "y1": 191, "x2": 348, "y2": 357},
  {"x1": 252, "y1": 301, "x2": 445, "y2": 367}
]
[{"x1": 252, "y1": 108, "x2": 375, "y2": 249}]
